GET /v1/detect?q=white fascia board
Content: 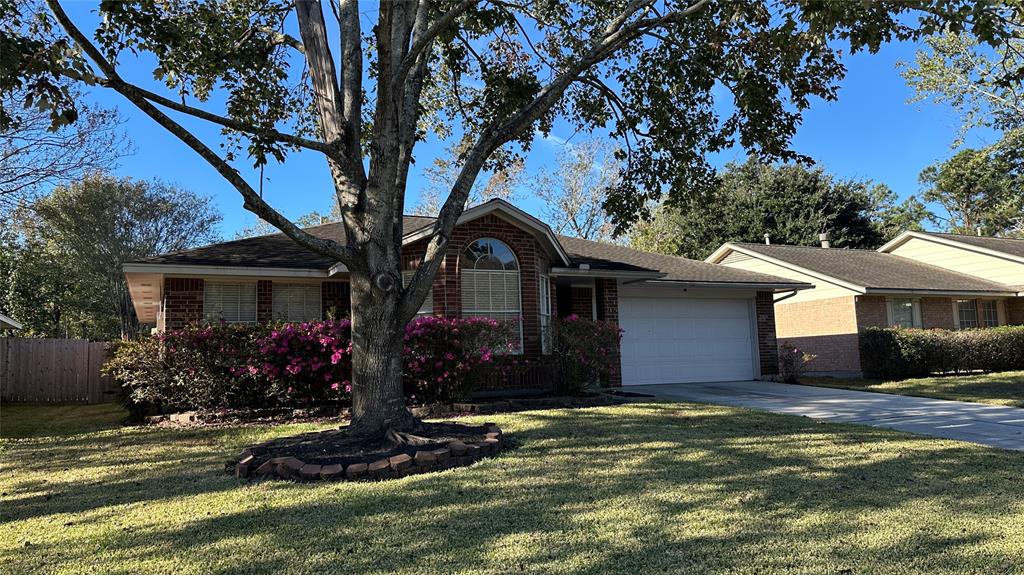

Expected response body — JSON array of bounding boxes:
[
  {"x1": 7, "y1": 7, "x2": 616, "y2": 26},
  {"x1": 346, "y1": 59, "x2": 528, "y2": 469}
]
[
  {"x1": 878, "y1": 231, "x2": 1024, "y2": 265},
  {"x1": 123, "y1": 263, "x2": 333, "y2": 278},
  {"x1": 641, "y1": 279, "x2": 815, "y2": 291},
  {"x1": 864, "y1": 286, "x2": 1015, "y2": 294},
  {"x1": 549, "y1": 267, "x2": 665, "y2": 280},
  {"x1": 706, "y1": 243, "x2": 867, "y2": 293},
  {"x1": 402, "y1": 199, "x2": 573, "y2": 266}
]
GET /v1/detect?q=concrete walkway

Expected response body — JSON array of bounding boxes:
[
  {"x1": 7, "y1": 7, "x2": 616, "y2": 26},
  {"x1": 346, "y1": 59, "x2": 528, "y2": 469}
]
[{"x1": 627, "y1": 380, "x2": 1024, "y2": 451}]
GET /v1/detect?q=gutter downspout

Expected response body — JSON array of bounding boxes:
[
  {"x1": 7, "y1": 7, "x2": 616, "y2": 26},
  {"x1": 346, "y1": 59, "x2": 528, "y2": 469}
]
[{"x1": 773, "y1": 289, "x2": 799, "y2": 304}]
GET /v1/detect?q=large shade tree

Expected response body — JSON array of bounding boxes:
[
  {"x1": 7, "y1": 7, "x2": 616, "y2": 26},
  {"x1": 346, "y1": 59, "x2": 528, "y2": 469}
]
[{"x1": 4, "y1": 0, "x2": 1020, "y2": 435}]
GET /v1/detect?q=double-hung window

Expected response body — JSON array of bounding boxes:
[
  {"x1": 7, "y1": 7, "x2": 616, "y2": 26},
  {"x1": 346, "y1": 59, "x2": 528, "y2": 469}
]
[
  {"x1": 272, "y1": 283, "x2": 321, "y2": 322},
  {"x1": 204, "y1": 281, "x2": 257, "y2": 323},
  {"x1": 956, "y1": 299, "x2": 979, "y2": 328},
  {"x1": 460, "y1": 238, "x2": 522, "y2": 352},
  {"x1": 980, "y1": 300, "x2": 1000, "y2": 328},
  {"x1": 886, "y1": 298, "x2": 920, "y2": 328}
]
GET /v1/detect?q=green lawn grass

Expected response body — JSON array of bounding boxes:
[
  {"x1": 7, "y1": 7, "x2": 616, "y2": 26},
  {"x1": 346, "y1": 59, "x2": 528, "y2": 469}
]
[
  {"x1": 801, "y1": 370, "x2": 1024, "y2": 408},
  {"x1": 1, "y1": 403, "x2": 128, "y2": 439},
  {"x1": 2, "y1": 402, "x2": 1023, "y2": 575}
]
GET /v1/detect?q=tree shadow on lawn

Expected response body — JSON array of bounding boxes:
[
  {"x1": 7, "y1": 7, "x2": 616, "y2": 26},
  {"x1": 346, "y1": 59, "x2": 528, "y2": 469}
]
[{"x1": 4, "y1": 403, "x2": 1024, "y2": 574}]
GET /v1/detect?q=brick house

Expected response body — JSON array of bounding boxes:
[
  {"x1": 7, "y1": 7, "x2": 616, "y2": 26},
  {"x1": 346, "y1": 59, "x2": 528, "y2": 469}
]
[
  {"x1": 125, "y1": 200, "x2": 810, "y2": 388},
  {"x1": 706, "y1": 231, "x2": 1024, "y2": 376}
]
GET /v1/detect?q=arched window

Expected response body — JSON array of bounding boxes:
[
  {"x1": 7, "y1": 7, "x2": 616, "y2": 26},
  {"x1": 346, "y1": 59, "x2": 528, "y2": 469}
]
[{"x1": 460, "y1": 238, "x2": 522, "y2": 351}]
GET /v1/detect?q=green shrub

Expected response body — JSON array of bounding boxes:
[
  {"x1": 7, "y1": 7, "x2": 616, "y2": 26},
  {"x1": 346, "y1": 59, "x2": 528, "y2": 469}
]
[
  {"x1": 550, "y1": 315, "x2": 623, "y2": 394},
  {"x1": 777, "y1": 342, "x2": 816, "y2": 383},
  {"x1": 859, "y1": 326, "x2": 1024, "y2": 380}
]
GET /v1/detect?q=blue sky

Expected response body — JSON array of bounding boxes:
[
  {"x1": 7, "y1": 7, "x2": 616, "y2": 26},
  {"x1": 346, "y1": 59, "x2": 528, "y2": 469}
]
[{"x1": 65, "y1": 5, "x2": 992, "y2": 239}]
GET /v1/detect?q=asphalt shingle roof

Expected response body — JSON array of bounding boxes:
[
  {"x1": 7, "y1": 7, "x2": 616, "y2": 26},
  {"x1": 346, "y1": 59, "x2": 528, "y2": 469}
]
[
  {"x1": 923, "y1": 232, "x2": 1024, "y2": 259},
  {"x1": 133, "y1": 214, "x2": 807, "y2": 286},
  {"x1": 135, "y1": 216, "x2": 436, "y2": 268},
  {"x1": 733, "y1": 242, "x2": 1015, "y2": 293},
  {"x1": 558, "y1": 236, "x2": 809, "y2": 286}
]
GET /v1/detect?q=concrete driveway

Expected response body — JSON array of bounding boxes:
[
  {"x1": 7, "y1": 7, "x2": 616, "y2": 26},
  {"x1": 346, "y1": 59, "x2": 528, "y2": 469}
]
[{"x1": 627, "y1": 380, "x2": 1024, "y2": 451}]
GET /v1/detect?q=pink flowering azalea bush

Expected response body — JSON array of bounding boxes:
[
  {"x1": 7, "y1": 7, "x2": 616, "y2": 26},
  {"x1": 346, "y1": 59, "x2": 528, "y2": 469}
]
[
  {"x1": 252, "y1": 320, "x2": 353, "y2": 405},
  {"x1": 105, "y1": 316, "x2": 517, "y2": 417},
  {"x1": 551, "y1": 315, "x2": 623, "y2": 393},
  {"x1": 402, "y1": 315, "x2": 517, "y2": 404},
  {"x1": 105, "y1": 322, "x2": 269, "y2": 417}
]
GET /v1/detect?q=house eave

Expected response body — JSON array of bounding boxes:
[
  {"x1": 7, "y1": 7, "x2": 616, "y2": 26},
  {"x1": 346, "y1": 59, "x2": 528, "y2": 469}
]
[
  {"x1": 123, "y1": 263, "x2": 345, "y2": 277},
  {"x1": 640, "y1": 279, "x2": 814, "y2": 292},
  {"x1": 549, "y1": 267, "x2": 665, "y2": 280},
  {"x1": 862, "y1": 288, "x2": 1019, "y2": 298}
]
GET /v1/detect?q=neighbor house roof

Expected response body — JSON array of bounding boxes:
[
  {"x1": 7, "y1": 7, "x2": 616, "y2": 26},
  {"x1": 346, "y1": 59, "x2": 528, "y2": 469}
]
[
  {"x1": 557, "y1": 236, "x2": 811, "y2": 288},
  {"x1": 0, "y1": 312, "x2": 22, "y2": 330},
  {"x1": 708, "y1": 242, "x2": 1018, "y2": 295},
  {"x1": 878, "y1": 230, "x2": 1024, "y2": 263}
]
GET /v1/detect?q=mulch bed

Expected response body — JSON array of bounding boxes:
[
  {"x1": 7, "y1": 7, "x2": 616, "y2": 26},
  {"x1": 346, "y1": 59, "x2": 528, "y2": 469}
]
[{"x1": 232, "y1": 421, "x2": 505, "y2": 482}]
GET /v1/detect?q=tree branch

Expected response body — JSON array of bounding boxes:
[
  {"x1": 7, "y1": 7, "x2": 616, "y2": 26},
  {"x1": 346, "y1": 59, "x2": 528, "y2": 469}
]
[
  {"x1": 395, "y1": 0, "x2": 478, "y2": 87},
  {"x1": 46, "y1": 0, "x2": 356, "y2": 264}
]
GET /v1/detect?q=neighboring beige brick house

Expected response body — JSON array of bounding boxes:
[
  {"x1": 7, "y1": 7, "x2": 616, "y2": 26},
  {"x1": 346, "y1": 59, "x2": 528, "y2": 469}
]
[{"x1": 706, "y1": 231, "x2": 1024, "y2": 376}]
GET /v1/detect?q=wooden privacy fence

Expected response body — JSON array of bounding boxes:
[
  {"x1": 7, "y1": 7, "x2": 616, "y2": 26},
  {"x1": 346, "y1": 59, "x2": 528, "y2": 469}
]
[{"x1": 0, "y1": 338, "x2": 119, "y2": 403}]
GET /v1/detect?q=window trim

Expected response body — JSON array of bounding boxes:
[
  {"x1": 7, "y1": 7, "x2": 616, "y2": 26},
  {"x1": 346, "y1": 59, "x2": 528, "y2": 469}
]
[
  {"x1": 952, "y1": 298, "x2": 1005, "y2": 329},
  {"x1": 885, "y1": 297, "x2": 921, "y2": 328}
]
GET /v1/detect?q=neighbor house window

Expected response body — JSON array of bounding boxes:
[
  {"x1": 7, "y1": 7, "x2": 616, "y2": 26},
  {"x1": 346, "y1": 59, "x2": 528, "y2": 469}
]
[
  {"x1": 401, "y1": 270, "x2": 433, "y2": 315},
  {"x1": 204, "y1": 281, "x2": 257, "y2": 323},
  {"x1": 980, "y1": 300, "x2": 1000, "y2": 328},
  {"x1": 887, "y1": 298, "x2": 920, "y2": 328},
  {"x1": 539, "y1": 271, "x2": 552, "y2": 354},
  {"x1": 272, "y1": 283, "x2": 321, "y2": 322},
  {"x1": 956, "y1": 299, "x2": 979, "y2": 328},
  {"x1": 460, "y1": 238, "x2": 522, "y2": 352}
]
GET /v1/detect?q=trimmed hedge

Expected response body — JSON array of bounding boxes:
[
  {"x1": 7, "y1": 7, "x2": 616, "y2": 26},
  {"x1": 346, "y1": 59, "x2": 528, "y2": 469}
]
[{"x1": 859, "y1": 326, "x2": 1024, "y2": 380}]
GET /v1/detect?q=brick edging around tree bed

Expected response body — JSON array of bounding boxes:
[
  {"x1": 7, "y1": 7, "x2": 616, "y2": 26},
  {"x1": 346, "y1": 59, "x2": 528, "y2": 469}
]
[{"x1": 233, "y1": 423, "x2": 505, "y2": 482}]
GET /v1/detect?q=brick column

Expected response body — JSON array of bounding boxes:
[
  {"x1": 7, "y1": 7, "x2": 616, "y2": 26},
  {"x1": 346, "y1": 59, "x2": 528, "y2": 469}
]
[
  {"x1": 595, "y1": 279, "x2": 621, "y2": 387},
  {"x1": 163, "y1": 277, "x2": 204, "y2": 329},
  {"x1": 756, "y1": 291, "x2": 778, "y2": 377},
  {"x1": 257, "y1": 280, "x2": 273, "y2": 323},
  {"x1": 322, "y1": 281, "x2": 351, "y2": 319}
]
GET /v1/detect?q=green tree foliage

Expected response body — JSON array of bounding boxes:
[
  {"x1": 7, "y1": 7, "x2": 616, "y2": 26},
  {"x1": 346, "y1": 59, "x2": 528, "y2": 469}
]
[
  {"x1": 918, "y1": 147, "x2": 1023, "y2": 237},
  {"x1": 0, "y1": 175, "x2": 221, "y2": 339},
  {"x1": 630, "y1": 159, "x2": 928, "y2": 259},
  {"x1": 3, "y1": 0, "x2": 1019, "y2": 432}
]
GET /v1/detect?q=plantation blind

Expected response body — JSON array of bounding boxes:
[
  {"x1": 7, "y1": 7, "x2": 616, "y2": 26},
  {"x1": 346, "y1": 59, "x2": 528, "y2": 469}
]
[
  {"x1": 203, "y1": 282, "x2": 257, "y2": 323},
  {"x1": 272, "y1": 283, "x2": 322, "y2": 322}
]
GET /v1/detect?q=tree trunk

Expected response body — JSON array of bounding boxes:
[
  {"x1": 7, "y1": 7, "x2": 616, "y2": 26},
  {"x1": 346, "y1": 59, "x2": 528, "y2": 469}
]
[{"x1": 347, "y1": 269, "x2": 418, "y2": 435}]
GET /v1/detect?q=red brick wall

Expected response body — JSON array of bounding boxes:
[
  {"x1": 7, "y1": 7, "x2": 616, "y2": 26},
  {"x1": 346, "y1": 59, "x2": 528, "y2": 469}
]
[
  {"x1": 774, "y1": 295, "x2": 860, "y2": 373},
  {"x1": 755, "y1": 291, "x2": 779, "y2": 376},
  {"x1": 163, "y1": 277, "x2": 204, "y2": 329},
  {"x1": 1006, "y1": 297, "x2": 1024, "y2": 325},
  {"x1": 569, "y1": 286, "x2": 595, "y2": 319},
  {"x1": 407, "y1": 213, "x2": 546, "y2": 357},
  {"x1": 921, "y1": 297, "x2": 954, "y2": 329},
  {"x1": 257, "y1": 280, "x2": 273, "y2": 323},
  {"x1": 322, "y1": 281, "x2": 351, "y2": 319},
  {"x1": 595, "y1": 279, "x2": 621, "y2": 386}
]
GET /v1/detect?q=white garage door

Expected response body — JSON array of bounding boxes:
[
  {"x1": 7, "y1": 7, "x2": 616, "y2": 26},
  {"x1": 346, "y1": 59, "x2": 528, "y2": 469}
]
[{"x1": 619, "y1": 295, "x2": 755, "y2": 385}]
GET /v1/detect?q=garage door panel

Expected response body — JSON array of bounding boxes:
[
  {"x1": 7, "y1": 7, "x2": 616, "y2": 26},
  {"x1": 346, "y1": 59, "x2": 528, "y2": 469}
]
[{"x1": 619, "y1": 295, "x2": 755, "y2": 385}]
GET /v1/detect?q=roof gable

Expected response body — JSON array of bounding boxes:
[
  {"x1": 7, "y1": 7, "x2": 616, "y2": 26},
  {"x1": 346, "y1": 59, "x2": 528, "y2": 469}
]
[
  {"x1": 708, "y1": 242, "x2": 1017, "y2": 295},
  {"x1": 879, "y1": 231, "x2": 1024, "y2": 263}
]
